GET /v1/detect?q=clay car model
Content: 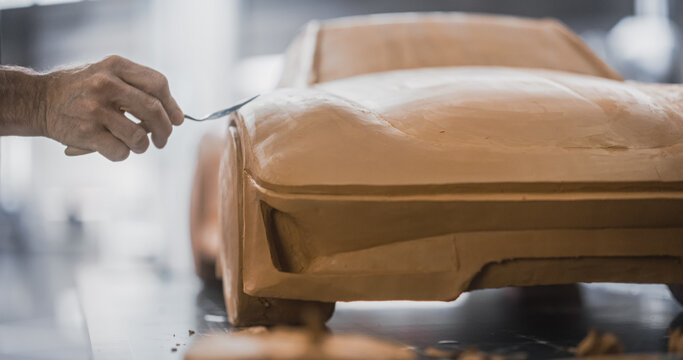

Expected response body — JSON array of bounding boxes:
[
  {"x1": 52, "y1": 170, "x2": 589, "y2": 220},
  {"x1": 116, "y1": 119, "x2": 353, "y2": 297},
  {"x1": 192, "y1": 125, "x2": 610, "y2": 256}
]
[{"x1": 191, "y1": 13, "x2": 683, "y2": 326}]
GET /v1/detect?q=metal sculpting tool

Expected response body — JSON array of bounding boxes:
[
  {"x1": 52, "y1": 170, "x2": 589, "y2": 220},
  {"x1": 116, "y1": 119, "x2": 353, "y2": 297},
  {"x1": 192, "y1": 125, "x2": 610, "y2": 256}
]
[{"x1": 183, "y1": 95, "x2": 259, "y2": 122}]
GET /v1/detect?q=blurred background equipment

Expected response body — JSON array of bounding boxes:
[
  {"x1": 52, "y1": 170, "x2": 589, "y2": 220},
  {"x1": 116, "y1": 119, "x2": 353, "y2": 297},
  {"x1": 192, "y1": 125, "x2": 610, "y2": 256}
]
[{"x1": 606, "y1": 0, "x2": 681, "y2": 82}]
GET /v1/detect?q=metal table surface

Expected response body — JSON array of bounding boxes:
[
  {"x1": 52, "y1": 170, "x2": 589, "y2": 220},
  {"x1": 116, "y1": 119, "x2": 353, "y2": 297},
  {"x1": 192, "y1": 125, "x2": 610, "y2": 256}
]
[{"x1": 2, "y1": 252, "x2": 681, "y2": 360}]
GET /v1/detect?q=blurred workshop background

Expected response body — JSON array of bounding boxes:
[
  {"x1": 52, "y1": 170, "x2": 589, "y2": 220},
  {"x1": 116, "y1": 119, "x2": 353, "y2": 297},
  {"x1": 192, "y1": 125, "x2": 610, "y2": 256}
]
[{"x1": 0, "y1": 1, "x2": 681, "y2": 359}]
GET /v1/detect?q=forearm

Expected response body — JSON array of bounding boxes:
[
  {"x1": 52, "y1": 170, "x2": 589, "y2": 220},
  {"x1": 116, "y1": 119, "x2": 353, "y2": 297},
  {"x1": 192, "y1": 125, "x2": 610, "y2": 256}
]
[{"x1": 0, "y1": 65, "x2": 47, "y2": 136}]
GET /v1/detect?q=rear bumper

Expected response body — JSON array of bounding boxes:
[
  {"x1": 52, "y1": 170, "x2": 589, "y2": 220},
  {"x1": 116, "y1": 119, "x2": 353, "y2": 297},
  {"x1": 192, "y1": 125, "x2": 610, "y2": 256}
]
[{"x1": 240, "y1": 176, "x2": 683, "y2": 302}]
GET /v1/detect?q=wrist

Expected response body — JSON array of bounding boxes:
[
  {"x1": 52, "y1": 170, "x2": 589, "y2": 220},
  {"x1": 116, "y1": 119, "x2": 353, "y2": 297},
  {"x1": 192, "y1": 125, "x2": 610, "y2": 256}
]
[
  {"x1": 32, "y1": 73, "x2": 51, "y2": 137},
  {"x1": 0, "y1": 66, "x2": 50, "y2": 136}
]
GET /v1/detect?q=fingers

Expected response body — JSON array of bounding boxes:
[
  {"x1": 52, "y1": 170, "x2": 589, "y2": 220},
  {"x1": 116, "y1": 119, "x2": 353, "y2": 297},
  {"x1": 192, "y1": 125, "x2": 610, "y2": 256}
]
[
  {"x1": 63, "y1": 108, "x2": 149, "y2": 158},
  {"x1": 64, "y1": 113, "x2": 148, "y2": 158},
  {"x1": 90, "y1": 132, "x2": 131, "y2": 162},
  {"x1": 110, "y1": 81, "x2": 173, "y2": 151},
  {"x1": 103, "y1": 55, "x2": 184, "y2": 126},
  {"x1": 65, "y1": 146, "x2": 94, "y2": 156},
  {"x1": 102, "y1": 108, "x2": 150, "y2": 154},
  {"x1": 63, "y1": 124, "x2": 130, "y2": 161}
]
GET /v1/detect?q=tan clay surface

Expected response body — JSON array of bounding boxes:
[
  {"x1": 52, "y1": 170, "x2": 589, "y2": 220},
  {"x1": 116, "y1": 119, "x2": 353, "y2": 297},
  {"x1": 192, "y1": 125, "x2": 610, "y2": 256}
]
[
  {"x1": 245, "y1": 68, "x2": 683, "y2": 188},
  {"x1": 227, "y1": 65, "x2": 683, "y2": 302},
  {"x1": 183, "y1": 328, "x2": 415, "y2": 360},
  {"x1": 279, "y1": 13, "x2": 622, "y2": 87},
  {"x1": 218, "y1": 126, "x2": 333, "y2": 326}
]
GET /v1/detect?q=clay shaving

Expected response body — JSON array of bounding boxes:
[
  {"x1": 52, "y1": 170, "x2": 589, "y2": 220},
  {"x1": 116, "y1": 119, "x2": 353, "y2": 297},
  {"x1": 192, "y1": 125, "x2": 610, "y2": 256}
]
[
  {"x1": 575, "y1": 330, "x2": 623, "y2": 357},
  {"x1": 670, "y1": 328, "x2": 683, "y2": 355}
]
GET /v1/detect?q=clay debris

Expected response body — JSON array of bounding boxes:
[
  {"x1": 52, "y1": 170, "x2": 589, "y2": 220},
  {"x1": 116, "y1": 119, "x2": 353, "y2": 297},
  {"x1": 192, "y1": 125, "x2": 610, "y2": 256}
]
[
  {"x1": 185, "y1": 326, "x2": 683, "y2": 360},
  {"x1": 183, "y1": 326, "x2": 416, "y2": 360},
  {"x1": 670, "y1": 328, "x2": 683, "y2": 355},
  {"x1": 575, "y1": 330, "x2": 623, "y2": 357}
]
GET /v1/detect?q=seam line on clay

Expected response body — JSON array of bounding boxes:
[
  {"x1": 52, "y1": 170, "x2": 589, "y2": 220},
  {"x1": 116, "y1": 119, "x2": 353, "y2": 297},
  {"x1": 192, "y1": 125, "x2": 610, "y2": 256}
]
[{"x1": 243, "y1": 171, "x2": 683, "y2": 197}]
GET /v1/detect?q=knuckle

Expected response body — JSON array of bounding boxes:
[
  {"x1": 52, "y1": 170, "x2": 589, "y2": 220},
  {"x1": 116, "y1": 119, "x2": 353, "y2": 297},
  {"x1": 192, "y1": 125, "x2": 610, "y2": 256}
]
[
  {"x1": 131, "y1": 128, "x2": 147, "y2": 144},
  {"x1": 148, "y1": 102, "x2": 172, "y2": 137},
  {"x1": 82, "y1": 100, "x2": 101, "y2": 116},
  {"x1": 130, "y1": 129, "x2": 149, "y2": 152},
  {"x1": 145, "y1": 96, "x2": 162, "y2": 111},
  {"x1": 157, "y1": 73, "x2": 169, "y2": 86},
  {"x1": 153, "y1": 73, "x2": 169, "y2": 92},
  {"x1": 89, "y1": 74, "x2": 114, "y2": 93},
  {"x1": 102, "y1": 55, "x2": 123, "y2": 67},
  {"x1": 77, "y1": 120, "x2": 97, "y2": 135}
]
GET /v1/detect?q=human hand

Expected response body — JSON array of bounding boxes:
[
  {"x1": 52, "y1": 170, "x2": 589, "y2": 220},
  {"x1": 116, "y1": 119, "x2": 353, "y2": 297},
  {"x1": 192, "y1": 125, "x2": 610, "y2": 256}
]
[{"x1": 43, "y1": 55, "x2": 183, "y2": 161}]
